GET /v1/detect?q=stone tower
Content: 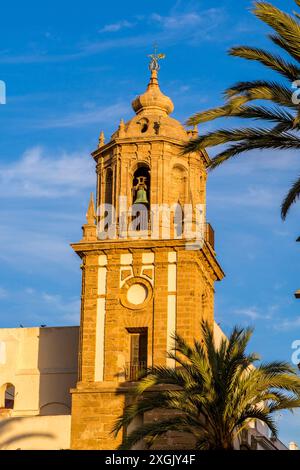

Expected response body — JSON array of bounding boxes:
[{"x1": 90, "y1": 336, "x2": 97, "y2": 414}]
[{"x1": 70, "y1": 62, "x2": 224, "y2": 450}]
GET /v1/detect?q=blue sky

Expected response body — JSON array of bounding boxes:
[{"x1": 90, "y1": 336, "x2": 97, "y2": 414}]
[{"x1": 1, "y1": 0, "x2": 300, "y2": 445}]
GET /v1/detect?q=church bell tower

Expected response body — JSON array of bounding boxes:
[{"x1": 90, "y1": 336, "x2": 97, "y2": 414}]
[{"x1": 70, "y1": 54, "x2": 224, "y2": 450}]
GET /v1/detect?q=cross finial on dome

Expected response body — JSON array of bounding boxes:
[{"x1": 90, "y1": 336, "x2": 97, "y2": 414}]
[
  {"x1": 131, "y1": 48, "x2": 173, "y2": 115},
  {"x1": 148, "y1": 43, "x2": 165, "y2": 72}
]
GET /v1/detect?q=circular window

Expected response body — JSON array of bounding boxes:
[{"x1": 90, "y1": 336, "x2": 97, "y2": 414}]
[
  {"x1": 127, "y1": 283, "x2": 148, "y2": 305},
  {"x1": 120, "y1": 276, "x2": 153, "y2": 310}
]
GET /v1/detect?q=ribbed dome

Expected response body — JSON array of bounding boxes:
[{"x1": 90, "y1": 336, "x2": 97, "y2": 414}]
[{"x1": 132, "y1": 70, "x2": 174, "y2": 115}]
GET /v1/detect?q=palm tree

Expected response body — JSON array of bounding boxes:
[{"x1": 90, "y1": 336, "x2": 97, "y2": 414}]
[
  {"x1": 113, "y1": 322, "x2": 300, "y2": 450},
  {"x1": 184, "y1": 1, "x2": 300, "y2": 219}
]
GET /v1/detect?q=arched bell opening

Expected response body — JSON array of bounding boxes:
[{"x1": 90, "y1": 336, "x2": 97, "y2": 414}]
[
  {"x1": 132, "y1": 164, "x2": 150, "y2": 207},
  {"x1": 104, "y1": 167, "x2": 113, "y2": 231},
  {"x1": 131, "y1": 164, "x2": 150, "y2": 231}
]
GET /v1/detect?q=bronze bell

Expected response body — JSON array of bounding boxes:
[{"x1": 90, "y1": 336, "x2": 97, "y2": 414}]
[{"x1": 134, "y1": 187, "x2": 148, "y2": 204}]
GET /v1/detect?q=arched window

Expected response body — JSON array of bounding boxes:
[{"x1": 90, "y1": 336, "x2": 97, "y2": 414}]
[
  {"x1": 138, "y1": 117, "x2": 149, "y2": 134},
  {"x1": 0, "y1": 383, "x2": 15, "y2": 409},
  {"x1": 171, "y1": 165, "x2": 187, "y2": 205},
  {"x1": 105, "y1": 168, "x2": 113, "y2": 206},
  {"x1": 104, "y1": 168, "x2": 113, "y2": 230}
]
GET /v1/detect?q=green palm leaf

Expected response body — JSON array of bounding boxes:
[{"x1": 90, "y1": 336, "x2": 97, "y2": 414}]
[
  {"x1": 229, "y1": 46, "x2": 300, "y2": 81},
  {"x1": 113, "y1": 321, "x2": 300, "y2": 450},
  {"x1": 183, "y1": 0, "x2": 300, "y2": 217},
  {"x1": 281, "y1": 175, "x2": 300, "y2": 219},
  {"x1": 253, "y1": 2, "x2": 300, "y2": 62}
]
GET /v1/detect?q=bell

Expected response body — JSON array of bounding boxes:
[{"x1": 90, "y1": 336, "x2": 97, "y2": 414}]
[{"x1": 134, "y1": 188, "x2": 149, "y2": 204}]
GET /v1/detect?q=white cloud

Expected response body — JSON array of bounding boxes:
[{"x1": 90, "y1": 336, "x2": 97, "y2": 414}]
[
  {"x1": 24, "y1": 288, "x2": 35, "y2": 295},
  {"x1": 41, "y1": 292, "x2": 80, "y2": 324},
  {"x1": 209, "y1": 186, "x2": 278, "y2": 209},
  {"x1": 99, "y1": 20, "x2": 134, "y2": 33},
  {"x1": 150, "y1": 7, "x2": 225, "y2": 42},
  {"x1": 0, "y1": 226, "x2": 71, "y2": 267},
  {"x1": 209, "y1": 150, "x2": 300, "y2": 177},
  {"x1": 15, "y1": 290, "x2": 81, "y2": 326},
  {"x1": 0, "y1": 146, "x2": 94, "y2": 198},
  {"x1": 233, "y1": 304, "x2": 278, "y2": 322},
  {"x1": 0, "y1": 5, "x2": 227, "y2": 64},
  {"x1": 232, "y1": 305, "x2": 300, "y2": 332},
  {"x1": 34, "y1": 102, "x2": 129, "y2": 129},
  {"x1": 234, "y1": 307, "x2": 262, "y2": 320},
  {"x1": 0, "y1": 288, "x2": 8, "y2": 299},
  {"x1": 274, "y1": 316, "x2": 300, "y2": 332},
  {"x1": 151, "y1": 9, "x2": 221, "y2": 31}
]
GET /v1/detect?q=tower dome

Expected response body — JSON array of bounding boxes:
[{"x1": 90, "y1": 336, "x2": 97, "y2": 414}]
[{"x1": 132, "y1": 69, "x2": 174, "y2": 115}]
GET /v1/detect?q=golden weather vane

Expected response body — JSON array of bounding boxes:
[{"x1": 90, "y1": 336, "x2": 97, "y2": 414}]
[{"x1": 148, "y1": 43, "x2": 166, "y2": 71}]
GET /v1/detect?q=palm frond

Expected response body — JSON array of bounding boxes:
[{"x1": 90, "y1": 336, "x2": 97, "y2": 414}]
[
  {"x1": 229, "y1": 45, "x2": 300, "y2": 81},
  {"x1": 114, "y1": 321, "x2": 300, "y2": 449},
  {"x1": 225, "y1": 80, "x2": 297, "y2": 109},
  {"x1": 236, "y1": 408, "x2": 278, "y2": 438},
  {"x1": 281, "y1": 175, "x2": 300, "y2": 219},
  {"x1": 208, "y1": 132, "x2": 300, "y2": 169},
  {"x1": 269, "y1": 34, "x2": 299, "y2": 64},
  {"x1": 253, "y1": 2, "x2": 300, "y2": 62}
]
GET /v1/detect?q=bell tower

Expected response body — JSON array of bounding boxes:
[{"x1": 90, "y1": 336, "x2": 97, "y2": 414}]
[{"x1": 70, "y1": 56, "x2": 224, "y2": 450}]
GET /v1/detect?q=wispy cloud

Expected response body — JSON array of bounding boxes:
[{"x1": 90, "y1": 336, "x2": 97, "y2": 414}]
[
  {"x1": 209, "y1": 150, "x2": 300, "y2": 177},
  {"x1": 233, "y1": 305, "x2": 276, "y2": 321},
  {"x1": 99, "y1": 20, "x2": 135, "y2": 33},
  {"x1": 0, "y1": 226, "x2": 72, "y2": 268},
  {"x1": 0, "y1": 146, "x2": 94, "y2": 198},
  {"x1": 232, "y1": 303, "x2": 300, "y2": 332},
  {"x1": 234, "y1": 306, "x2": 263, "y2": 321},
  {"x1": 0, "y1": 4, "x2": 227, "y2": 64},
  {"x1": 41, "y1": 292, "x2": 80, "y2": 324},
  {"x1": 209, "y1": 186, "x2": 278, "y2": 209},
  {"x1": 4, "y1": 289, "x2": 81, "y2": 327},
  {"x1": 0, "y1": 288, "x2": 8, "y2": 299},
  {"x1": 274, "y1": 316, "x2": 300, "y2": 332},
  {"x1": 34, "y1": 102, "x2": 129, "y2": 129},
  {"x1": 150, "y1": 8, "x2": 224, "y2": 41}
]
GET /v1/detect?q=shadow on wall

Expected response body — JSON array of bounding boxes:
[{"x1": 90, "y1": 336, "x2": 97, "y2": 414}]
[
  {"x1": 0, "y1": 418, "x2": 54, "y2": 449},
  {"x1": 37, "y1": 327, "x2": 79, "y2": 416}
]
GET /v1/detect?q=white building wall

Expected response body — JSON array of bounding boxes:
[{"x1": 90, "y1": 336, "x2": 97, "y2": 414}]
[{"x1": 0, "y1": 326, "x2": 79, "y2": 449}]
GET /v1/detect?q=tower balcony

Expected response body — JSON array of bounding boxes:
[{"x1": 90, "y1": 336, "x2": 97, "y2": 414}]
[
  {"x1": 97, "y1": 215, "x2": 215, "y2": 250},
  {"x1": 125, "y1": 361, "x2": 147, "y2": 381},
  {"x1": 205, "y1": 222, "x2": 215, "y2": 250}
]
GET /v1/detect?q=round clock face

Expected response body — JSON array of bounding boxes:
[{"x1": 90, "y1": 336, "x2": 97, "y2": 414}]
[{"x1": 127, "y1": 283, "x2": 148, "y2": 306}]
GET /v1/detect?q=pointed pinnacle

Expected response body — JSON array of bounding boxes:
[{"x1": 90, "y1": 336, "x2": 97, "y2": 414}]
[
  {"x1": 98, "y1": 131, "x2": 105, "y2": 148},
  {"x1": 86, "y1": 192, "x2": 96, "y2": 225}
]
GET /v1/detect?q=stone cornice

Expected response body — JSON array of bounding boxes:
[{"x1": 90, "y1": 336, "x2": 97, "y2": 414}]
[
  {"x1": 92, "y1": 137, "x2": 210, "y2": 167},
  {"x1": 71, "y1": 238, "x2": 224, "y2": 281}
]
